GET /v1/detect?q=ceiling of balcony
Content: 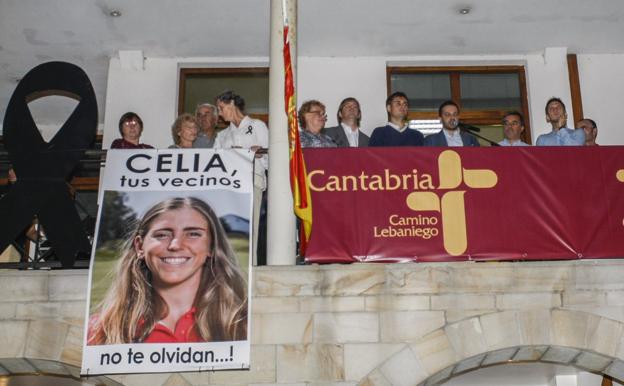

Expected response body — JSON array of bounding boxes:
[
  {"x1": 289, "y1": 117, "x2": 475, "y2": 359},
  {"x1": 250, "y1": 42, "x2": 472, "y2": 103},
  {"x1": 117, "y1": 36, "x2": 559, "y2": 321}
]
[{"x1": 1, "y1": 0, "x2": 624, "y2": 126}]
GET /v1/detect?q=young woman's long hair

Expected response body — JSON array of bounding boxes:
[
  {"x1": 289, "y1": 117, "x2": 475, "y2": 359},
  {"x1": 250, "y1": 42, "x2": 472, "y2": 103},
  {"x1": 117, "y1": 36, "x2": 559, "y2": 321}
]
[{"x1": 88, "y1": 197, "x2": 248, "y2": 344}]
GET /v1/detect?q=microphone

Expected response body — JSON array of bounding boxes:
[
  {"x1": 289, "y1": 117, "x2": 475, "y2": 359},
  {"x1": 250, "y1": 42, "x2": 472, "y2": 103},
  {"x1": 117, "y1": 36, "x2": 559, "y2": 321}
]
[{"x1": 458, "y1": 122, "x2": 481, "y2": 132}]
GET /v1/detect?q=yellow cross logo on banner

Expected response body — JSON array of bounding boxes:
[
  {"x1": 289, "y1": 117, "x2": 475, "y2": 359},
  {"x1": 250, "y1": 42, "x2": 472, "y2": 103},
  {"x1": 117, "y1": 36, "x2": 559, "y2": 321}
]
[
  {"x1": 405, "y1": 150, "x2": 498, "y2": 256},
  {"x1": 617, "y1": 169, "x2": 624, "y2": 182}
]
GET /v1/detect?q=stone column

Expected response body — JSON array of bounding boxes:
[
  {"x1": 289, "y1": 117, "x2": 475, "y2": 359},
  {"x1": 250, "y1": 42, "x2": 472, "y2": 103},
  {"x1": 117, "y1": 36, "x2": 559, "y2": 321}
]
[{"x1": 267, "y1": 0, "x2": 297, "y2": 265}]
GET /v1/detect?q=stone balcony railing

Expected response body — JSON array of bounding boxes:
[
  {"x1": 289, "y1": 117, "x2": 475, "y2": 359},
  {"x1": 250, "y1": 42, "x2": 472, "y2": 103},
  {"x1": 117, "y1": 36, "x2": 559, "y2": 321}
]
[{"x1": 2, "y1": 259, "x2": 624, "y2": 385}]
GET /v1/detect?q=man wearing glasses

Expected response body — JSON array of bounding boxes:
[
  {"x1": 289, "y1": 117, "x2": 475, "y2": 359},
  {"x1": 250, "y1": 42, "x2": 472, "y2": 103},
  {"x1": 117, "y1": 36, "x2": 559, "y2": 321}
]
[{"x1": 499, "y1": 111, "x2": 530, "y2": 146}]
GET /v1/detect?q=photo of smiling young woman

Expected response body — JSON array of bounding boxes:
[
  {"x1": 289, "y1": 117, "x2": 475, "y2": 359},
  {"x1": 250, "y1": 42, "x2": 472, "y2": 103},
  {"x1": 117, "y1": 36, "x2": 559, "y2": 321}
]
[{"x1": 87, "y1": 194, "x2": 248, "y2": 345}]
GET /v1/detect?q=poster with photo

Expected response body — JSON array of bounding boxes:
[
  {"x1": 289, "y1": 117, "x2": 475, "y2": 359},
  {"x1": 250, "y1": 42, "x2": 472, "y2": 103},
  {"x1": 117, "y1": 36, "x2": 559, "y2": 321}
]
[{"x1": 81, "y1": 149, "x2": 253, "y2": 375}]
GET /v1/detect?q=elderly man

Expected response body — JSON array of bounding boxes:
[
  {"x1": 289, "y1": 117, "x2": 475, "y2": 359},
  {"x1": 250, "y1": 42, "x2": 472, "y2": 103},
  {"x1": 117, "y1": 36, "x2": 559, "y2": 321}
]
[
  {"x1": 577, "y1": 118, "x2": 598, "y2": 146},
  {"x1": 499, "y1": 111, "x2": 530, "y2": 146},
  {"x1": 369, "y1": 92, "x2": 424, "y2": 146},
  {"x1": 536, "y1": 97, "x2": 585, "y2": 146},
  {"x1": 424, "y1": 100, "x2": 479, "y2": 147},
  {"x1": 193, "y1": 103, "x2": 219, "y2": 148},
  {"x1": 323, "y1": 97, "x2": 369, "y2": 147}
]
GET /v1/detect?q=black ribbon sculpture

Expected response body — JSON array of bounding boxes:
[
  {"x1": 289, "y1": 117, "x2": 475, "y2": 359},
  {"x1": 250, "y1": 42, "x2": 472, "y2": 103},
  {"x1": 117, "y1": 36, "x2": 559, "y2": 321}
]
[{"x1": 0, "y1": 61, "x2": 98, "y2": 268}]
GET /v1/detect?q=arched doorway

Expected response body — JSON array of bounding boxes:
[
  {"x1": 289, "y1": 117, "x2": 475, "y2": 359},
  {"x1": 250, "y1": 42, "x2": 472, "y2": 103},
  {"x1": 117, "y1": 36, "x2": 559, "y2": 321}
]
[{"x1": 440, "y1": 362, "x2": 621, "y2": 386}]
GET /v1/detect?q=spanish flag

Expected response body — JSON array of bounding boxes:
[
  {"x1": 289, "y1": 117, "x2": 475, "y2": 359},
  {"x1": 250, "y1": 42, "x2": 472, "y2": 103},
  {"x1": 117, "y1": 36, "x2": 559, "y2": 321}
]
[{"x1": 283, "y1": 22, "x2": 312, "y2": 254}]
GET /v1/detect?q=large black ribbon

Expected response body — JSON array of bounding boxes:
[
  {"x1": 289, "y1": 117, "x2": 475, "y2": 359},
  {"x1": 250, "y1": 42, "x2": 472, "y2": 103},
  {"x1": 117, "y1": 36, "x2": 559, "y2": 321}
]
[{"x1": 0, "y1": 61, "x2": 97, "y2": 267}]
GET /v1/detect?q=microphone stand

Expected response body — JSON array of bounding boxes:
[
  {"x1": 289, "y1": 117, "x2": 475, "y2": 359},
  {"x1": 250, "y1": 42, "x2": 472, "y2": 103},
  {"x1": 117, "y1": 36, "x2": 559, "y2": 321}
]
[{"x1": 459, "y1": 125, "x2": 500, "y2": 147}]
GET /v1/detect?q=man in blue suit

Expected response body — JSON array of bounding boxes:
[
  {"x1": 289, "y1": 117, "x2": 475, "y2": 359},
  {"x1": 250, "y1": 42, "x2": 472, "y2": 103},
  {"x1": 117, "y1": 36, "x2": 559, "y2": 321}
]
[{"x1": 424, "y1": 100, "x2": 480, "y2": 147}]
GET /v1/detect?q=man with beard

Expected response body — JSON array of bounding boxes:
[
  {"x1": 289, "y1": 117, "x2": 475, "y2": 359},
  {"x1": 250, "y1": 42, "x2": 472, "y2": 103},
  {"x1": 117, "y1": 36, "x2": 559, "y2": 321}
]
[
  {"x1": 424, "y1": 100, "x2": 479, "y2": 147},
  {"x1": 536, "y1": 97, "x2": 585, "y2": 146}
]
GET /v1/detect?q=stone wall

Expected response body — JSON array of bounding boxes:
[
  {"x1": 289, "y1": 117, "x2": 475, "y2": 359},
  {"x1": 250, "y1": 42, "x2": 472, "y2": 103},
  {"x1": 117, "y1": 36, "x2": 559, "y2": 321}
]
[{"x1": 2, "y1": 260, "x2": 624, "y2": 385}]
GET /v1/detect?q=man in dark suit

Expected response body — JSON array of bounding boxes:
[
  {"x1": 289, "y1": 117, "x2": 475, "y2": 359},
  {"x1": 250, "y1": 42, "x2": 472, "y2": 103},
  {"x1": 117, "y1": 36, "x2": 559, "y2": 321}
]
[
  {"x1": 323, "y1": 97, "x2": 369, "y2": 147},
  {"x1": 424, "y1": 100, "x2": 480, "y2": 147}
]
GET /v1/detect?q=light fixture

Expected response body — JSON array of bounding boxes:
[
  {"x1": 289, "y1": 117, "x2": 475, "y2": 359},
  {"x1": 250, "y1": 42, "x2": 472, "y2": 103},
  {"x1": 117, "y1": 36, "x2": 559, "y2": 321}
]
[
  {"x1": 109, "y1": 9, "x2": 122, "y2": 17},
  {"x1": 459, "y1": 7, "x2": 471, "y2": 15}
]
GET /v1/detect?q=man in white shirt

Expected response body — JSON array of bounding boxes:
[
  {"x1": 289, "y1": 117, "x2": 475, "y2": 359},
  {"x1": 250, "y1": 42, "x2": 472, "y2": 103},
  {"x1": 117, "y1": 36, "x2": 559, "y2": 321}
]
[{"x1": 323, "y1": 97, "x2": 369, "y2": 147}]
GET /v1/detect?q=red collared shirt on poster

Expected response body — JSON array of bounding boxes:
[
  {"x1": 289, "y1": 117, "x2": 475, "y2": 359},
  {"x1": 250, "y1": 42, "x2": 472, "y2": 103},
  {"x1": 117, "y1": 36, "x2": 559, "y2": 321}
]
[
  {"x1": 87, "y1": 308, "x2": 202, "y2": 344},
  {"x1": 142, "y1": 307, "x2": 202, "y2": 343}
]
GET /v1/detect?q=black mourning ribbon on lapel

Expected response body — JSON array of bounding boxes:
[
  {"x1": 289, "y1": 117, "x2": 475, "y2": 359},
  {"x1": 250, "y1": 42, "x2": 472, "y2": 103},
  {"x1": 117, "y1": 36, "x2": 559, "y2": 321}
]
[
  {"x1": 246, "y1": 125, "x2": 253, "y2": 134},
  {"x1": 0, "y1": 61, "x2": 98, "y2": 268}
]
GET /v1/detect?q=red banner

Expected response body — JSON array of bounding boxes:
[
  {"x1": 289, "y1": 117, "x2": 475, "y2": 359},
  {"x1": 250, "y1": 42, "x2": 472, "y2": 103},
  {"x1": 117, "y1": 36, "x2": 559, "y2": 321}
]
[{"x1": 303, "y1": 147, "x2": 624, "y2": 263}]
